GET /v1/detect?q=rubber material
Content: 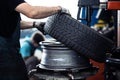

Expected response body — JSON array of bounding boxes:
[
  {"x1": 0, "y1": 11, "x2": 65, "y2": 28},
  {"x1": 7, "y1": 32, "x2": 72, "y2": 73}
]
[{"x1": 44, "y1": 13, "x2": 114, "y2": 62}]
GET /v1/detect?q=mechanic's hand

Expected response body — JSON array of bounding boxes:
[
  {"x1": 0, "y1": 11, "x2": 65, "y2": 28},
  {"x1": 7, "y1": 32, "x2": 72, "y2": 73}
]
[
  {"x1": 33, "y1": 21, "x2": 45, "y2": 34},
  {"x1": 59, "y1": 6, "x2": 71, "y2": 15}
]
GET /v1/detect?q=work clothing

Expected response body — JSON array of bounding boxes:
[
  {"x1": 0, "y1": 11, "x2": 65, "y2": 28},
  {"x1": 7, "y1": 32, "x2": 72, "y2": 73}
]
[{"x1": 0, "y1": 0, "x2": 29, "y2": 80}]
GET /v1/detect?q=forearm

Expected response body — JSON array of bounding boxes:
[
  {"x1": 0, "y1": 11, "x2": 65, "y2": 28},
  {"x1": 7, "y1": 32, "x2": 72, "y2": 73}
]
[
  {"x1": 30, "y1": 6, "x2": 61, "y2": 19},
  {"x1": 16, "y1": 3, "x2": 62, "y2": 19},
  {"x1": 20, "y1": 21, "x2": 34, "y2": 29}
]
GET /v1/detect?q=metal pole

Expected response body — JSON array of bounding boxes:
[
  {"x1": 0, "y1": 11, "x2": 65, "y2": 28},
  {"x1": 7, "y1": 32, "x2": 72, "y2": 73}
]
[{"x1": 117, "y1": 10, "x2": 120, "y2": 47}]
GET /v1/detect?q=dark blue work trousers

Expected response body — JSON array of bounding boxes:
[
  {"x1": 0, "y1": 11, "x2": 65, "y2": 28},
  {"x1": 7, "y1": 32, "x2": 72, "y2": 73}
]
[{"x1": 0, "y1": 37, "x2": 29, "y2": 80}]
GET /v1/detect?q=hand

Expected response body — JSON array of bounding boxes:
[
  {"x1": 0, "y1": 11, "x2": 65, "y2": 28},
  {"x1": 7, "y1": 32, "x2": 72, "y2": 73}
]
[
  {"x1": 59, "y1": 6, "x2": 71, "y2": 15},
  {"x1": 33, "y1": 21, "x2": 45, "y2": 34}
]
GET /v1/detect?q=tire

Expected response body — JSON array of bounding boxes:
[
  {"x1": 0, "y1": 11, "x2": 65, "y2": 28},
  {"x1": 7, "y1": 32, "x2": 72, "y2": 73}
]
[{"x1": 44, "y1": 13, "x2": 114, "y2": 62}]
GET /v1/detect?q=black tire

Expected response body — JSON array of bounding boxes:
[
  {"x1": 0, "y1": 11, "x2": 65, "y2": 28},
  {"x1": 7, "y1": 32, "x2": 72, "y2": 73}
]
[{"x1": 44, "y1": 13, "x2": 114, "y2": 62}]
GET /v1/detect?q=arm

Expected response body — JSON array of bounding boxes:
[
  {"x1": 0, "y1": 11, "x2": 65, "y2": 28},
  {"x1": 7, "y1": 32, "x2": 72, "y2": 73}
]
[
  {"x1": 15, "y1": 2, "x2": 61, "y2": 19},
  {"x1": 20, "y1": 21, "x2": 33, "y2": 29},
  {"x1": 20, "y1": 21, "x2": 45, "y2": 31}
]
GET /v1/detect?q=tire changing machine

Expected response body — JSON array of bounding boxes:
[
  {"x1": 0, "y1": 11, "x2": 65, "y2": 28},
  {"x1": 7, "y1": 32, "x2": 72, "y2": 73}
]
[{"x1": 28, "y1": 0, "x2": 120, "y2": 80}]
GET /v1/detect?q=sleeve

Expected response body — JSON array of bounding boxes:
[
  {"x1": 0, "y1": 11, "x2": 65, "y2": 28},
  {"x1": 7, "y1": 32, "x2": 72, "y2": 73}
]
[
  {"x1": 7, "y1": 0, "x2": 26, "y2": 11},
  {"x1": 20, "y1": 42, "x2": 31, "y2": 58}
]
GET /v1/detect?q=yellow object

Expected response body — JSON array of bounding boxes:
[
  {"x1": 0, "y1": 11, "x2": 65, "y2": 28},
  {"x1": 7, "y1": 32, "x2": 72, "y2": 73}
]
[{"x1": 94, "y1": 20, "x2": 108, "y2": 28}]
